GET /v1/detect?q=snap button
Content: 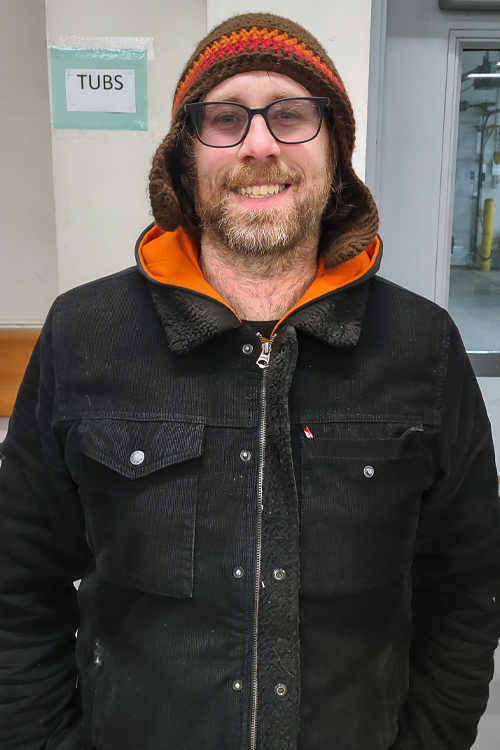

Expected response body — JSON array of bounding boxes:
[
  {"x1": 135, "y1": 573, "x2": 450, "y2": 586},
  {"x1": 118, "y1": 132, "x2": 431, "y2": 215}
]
[
  {"x1": 240, "y1": 450, "x2": 252, "y2": 462},
  {"x1": 232, "y1": 680, "x2": 243, "y2": 691},
  {"x1": 363, "y1": 465, "x2": 374, "y2": 478},
  {"x1": 233, "y1": 566, "x2": 244, "y2": 579},
  {"x1": 272, "y1": 568, "x2": 286, "y2": 582},
  {"x1": 274, "y1": 683, "x2": 288, "y2": 698},
  {"x1": 94, "y1": 654, "x2": 102, "y2": 666},
  {"x1": 242, "y1": 343, "x2": 254, "y2": 355},
  {"x1": 130, "y1": 450, "x2": 145, "y2": 466}
]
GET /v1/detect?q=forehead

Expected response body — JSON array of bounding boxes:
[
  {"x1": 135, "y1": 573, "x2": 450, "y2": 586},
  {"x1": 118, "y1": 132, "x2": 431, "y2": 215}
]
[{"x1": 203, "y1": 70, "x2": 312, "y2": 103}]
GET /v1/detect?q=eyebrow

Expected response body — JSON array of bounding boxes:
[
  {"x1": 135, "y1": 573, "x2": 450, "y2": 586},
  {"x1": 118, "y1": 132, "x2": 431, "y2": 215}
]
[{"x1": 205, "y1": 92, "x2": 301, "y2": 104}]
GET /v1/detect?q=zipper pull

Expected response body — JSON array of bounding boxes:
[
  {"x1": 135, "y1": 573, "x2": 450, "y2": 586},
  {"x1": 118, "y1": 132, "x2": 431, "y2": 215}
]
[{"x1": 256, "y1": 341, "x2": 271, "y2": 369}]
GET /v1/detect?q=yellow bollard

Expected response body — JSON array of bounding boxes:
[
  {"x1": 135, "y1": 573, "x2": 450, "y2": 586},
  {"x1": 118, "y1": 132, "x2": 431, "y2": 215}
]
[{"x1": 479, "y1": 199, "x2": 494, "y2": 272}]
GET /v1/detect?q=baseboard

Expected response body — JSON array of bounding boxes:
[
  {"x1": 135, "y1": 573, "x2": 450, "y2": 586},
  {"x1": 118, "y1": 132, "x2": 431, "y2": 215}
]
[{"x1": 0, "y1": 329, "x2": 41, "y2": 417}]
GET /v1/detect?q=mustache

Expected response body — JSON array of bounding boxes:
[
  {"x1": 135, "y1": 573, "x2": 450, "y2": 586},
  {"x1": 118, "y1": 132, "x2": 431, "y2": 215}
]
[{"x1": 221, "y1": 162, "x2": 303, "y2": 190}]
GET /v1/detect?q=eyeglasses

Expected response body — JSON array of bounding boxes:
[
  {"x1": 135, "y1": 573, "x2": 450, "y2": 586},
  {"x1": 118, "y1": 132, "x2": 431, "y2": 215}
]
[{"x1": 184, "y1": 97, "x2": 330, "y2": 148}]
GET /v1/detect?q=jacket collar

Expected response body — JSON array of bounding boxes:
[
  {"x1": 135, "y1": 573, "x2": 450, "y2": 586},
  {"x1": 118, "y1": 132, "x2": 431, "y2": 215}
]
[{"x1": 136, "y1": 223, "x2": 382, "y2": 354}]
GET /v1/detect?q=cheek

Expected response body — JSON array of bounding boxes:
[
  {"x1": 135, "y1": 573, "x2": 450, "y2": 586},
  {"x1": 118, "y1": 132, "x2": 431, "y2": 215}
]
[{"x1": 194, "y1": 147, "x2": 234, "y2": 193}]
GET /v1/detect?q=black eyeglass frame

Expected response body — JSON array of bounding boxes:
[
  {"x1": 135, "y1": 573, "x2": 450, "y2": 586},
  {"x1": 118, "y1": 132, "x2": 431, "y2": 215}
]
[{"x1": 184, "y1": 97, "x2": 330, "y2": 148}]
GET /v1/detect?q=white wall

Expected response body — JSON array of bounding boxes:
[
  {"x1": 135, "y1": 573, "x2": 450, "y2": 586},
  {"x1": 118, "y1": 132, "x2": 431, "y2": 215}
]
[
  {"x1": 0, "y1": 0, "x2": 58, "y2": 326},
  {"x1": 45, "y1": 0, "x2": 207, "y2": 293},
  {"x1": 207, "y1": 0, "x2": 373, "y2": 183}
]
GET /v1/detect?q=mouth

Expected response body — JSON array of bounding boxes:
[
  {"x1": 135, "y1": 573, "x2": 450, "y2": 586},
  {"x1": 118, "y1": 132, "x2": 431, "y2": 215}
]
[{"x1": 233, "y1": 183, "x2": 289, "y2": 199}]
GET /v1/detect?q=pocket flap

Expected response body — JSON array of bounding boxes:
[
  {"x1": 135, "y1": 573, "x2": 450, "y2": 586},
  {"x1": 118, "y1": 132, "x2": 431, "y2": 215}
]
[{"x1": 79, "y1": 419, "x2": 204, "y2": 479}]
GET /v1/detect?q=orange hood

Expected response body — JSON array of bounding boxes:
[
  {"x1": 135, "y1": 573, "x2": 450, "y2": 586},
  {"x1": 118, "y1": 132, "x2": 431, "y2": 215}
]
[{"x1": 136, "y1": 224, "x2": 381, "y2": 333}]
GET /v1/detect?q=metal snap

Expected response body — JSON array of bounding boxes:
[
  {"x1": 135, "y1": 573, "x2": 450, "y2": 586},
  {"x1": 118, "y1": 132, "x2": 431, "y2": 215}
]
[
  {"x1": 274, "y1": 683, "x2": 288, "y2": 698},
  {"x1": 240, "y1": 450, "x2": 252, "y2": 462},
  {"x1": 363, "y1": 465, "x2": 374, "y2": 478},
  {"x1": 242, "y1": 343, "x2": 254, "y2": 355},
  {"x1": 232, "y1": 680, "x2": 243, "y2": 691},
  {"x1": 130, "y1": 450, "x2": 145, "y2": 466},
  {"x1": 233, "y1": 566, "x2": 244, "y2": 579},
  {"x1": 272, "y1": 568, "x2": 286, "y2": 582}
]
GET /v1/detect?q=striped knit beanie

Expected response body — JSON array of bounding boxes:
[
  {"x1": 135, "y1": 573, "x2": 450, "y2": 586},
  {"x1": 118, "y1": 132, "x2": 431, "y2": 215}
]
[{"x1": 149, "y1": 13, "x2": 379, "y2": 268}]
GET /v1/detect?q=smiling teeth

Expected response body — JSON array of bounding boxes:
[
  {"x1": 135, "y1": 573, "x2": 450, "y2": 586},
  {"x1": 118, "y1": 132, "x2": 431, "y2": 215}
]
[{"x1": 235, "y1": 184, "x2": 287, "y2": 197}]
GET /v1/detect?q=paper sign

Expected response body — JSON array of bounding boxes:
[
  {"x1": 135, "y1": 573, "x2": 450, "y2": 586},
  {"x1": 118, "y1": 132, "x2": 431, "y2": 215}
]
[
  {"x1": 50, "y1": 48, "x2": 147, "y2": 130},
  {"x1": 65, "y1": 69, "x2": 136, "y2": 113}
]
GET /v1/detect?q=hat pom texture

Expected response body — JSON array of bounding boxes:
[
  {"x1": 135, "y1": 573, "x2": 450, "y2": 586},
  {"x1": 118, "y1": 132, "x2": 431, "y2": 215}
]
[{"x1": 149, "y1": 13, "x2": 378, "y2": 268}]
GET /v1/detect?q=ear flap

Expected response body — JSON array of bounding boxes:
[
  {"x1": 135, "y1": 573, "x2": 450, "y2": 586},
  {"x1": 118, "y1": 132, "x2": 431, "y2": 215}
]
[
  {"x1": 149, "y1": 129, "x2": 183, "y2": 232},
  {"x1": 321, "y1": 184, "x2": 379, "y2": 268},
  {"x1": 320, "y1": 137, "x2": 379, "y2": 268}
]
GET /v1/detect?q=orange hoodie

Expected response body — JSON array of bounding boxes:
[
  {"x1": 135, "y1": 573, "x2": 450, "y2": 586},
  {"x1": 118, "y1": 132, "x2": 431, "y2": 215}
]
[{"x1": 136, "y1": 224, "x2": 381, "y2": 335}]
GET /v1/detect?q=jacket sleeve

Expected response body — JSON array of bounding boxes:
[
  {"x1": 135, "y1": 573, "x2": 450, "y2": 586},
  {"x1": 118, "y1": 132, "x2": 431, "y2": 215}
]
[
  {"x1": 392, "y1": 316, "x2": 500, "y2": 750},
  {"x1": 0, "y1": 306, "x2": 92, "y2": 749}
]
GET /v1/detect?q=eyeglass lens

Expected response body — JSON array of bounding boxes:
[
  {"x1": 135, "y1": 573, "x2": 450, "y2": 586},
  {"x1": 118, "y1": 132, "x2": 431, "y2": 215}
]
[{"x1": 195, "y1": 99, "x2": 322, "y2": 147}]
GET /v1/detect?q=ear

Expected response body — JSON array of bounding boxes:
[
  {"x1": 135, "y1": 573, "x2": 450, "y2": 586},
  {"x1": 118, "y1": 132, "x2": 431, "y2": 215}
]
[{"x1": 149, "y1": 131, "x2": 183, "y2": 232}]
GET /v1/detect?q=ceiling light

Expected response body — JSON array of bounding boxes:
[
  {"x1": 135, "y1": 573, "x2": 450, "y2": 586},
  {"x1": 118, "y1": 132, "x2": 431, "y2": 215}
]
[{"x1": 467, "y1": 73, "x2": 500, "y2": 78}]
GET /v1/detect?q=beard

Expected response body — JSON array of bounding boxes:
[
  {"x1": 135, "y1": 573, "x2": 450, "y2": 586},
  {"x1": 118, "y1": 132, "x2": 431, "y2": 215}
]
[{"x1": 193, "y1": 159, "x2": 333, "y2": 269}]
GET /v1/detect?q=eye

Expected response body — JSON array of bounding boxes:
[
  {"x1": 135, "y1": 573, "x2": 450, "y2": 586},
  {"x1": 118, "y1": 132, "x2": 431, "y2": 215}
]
[
  {"x1": 202, "y1": 104, "x2": 247, "y2": 127},
  {"x1": 276, "y1": 109, "x2": 301, "y2": 120},
  {"x1": 269, "y1": 101, "x2": 310, "y2": 126},
  {"x1": 215, "y1": 112, "x2": 241, "y2": 124}
]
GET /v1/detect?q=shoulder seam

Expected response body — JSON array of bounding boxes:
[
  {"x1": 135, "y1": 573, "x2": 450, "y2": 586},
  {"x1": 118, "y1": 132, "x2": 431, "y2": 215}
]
[{"x1": 56, "y1": 267, "x2": 138, "y2": 301}]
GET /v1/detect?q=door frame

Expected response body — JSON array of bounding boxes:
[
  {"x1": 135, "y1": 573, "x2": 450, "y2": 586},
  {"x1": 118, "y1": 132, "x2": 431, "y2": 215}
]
[{"x1": 436, "y1": 26, "x2": 500, "y2": 308}]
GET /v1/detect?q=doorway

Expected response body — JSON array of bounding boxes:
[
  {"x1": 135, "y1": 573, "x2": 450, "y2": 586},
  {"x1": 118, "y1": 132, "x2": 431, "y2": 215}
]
[{"x1": 448, "y1": 48, "x2": 500, "y2": 371}]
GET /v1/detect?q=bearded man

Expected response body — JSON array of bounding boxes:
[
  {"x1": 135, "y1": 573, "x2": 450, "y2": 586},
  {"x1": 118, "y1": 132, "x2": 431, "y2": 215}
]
[{"x1": 1, "y1": 13, "x2": 499, "y2": 750}]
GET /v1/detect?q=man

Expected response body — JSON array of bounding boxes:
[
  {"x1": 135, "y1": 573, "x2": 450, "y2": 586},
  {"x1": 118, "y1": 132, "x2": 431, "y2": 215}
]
[{"x1": 1, "y1": 12, "x2": 499, "y2": 750}]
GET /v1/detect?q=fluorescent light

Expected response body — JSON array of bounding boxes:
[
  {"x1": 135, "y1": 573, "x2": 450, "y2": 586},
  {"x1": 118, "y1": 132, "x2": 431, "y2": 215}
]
[{"x1": 467, "y1": 73, "x2": 500, "y2": 78}]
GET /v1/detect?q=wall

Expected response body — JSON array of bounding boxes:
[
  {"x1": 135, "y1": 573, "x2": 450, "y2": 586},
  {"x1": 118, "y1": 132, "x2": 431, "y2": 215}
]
[
  {"x1": 207, "y1": 0, "x2": 374, "y2": 183},
  {"x1": 45, "y1": 0, "x2": 206, "y2": 293},
  {"x1": 0, "y1": 0, "x2": 58, "y2": 326}
]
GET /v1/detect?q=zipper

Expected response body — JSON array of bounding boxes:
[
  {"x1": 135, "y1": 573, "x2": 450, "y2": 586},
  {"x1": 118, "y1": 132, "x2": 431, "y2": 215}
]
[{"x1": 250, "y1": 334, "x2": 275, "y2": 750}]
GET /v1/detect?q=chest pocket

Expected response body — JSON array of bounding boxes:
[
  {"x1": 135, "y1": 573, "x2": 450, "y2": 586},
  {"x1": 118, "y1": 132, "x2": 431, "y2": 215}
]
[
  {"x1": 300, "y1": 428, "x2": 423, "y2": 596},
  {"x1": 78, "y1": 418, "x2": 204, "y2": 597}
]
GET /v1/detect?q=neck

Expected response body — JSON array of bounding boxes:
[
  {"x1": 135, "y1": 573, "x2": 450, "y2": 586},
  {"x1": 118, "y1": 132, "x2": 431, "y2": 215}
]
[{"x1": 198, "y1": 232, "x2": 319, "y2": 320}]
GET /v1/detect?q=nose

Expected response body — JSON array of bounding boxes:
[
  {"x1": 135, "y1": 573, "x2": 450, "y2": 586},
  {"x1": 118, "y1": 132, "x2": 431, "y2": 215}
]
[{"x1": 238, "y1": 114, "x2": 281, "y2": 161}]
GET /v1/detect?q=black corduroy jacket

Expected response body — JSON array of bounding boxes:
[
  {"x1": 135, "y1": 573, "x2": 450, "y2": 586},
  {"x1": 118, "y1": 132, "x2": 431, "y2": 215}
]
[{"x1": 1, "y1": 232, "x2": 500, "y2": 750}]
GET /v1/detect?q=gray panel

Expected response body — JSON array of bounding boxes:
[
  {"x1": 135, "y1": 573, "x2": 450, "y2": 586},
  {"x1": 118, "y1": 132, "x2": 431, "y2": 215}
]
[
  {"x1": 468, "y1": 353, "x2": 500, "y2": 377},
  {"x1": 439, "y1": 0, "x2": 500, "y2": 10},
  {"x1": 0, "y1": 0, "x2": 58, "y2": 324}
]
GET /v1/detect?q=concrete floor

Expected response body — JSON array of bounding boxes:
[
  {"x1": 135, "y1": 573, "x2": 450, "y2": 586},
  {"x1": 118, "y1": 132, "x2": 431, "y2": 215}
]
[{"x1": 448, "y1": 267, "x2": 500, "y2": 352}]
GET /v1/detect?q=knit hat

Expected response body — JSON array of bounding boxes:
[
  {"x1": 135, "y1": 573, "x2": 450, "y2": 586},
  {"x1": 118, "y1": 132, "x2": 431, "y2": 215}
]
[{"x1": 149, "y1": 13, "x2": 379, "y2": 268}]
